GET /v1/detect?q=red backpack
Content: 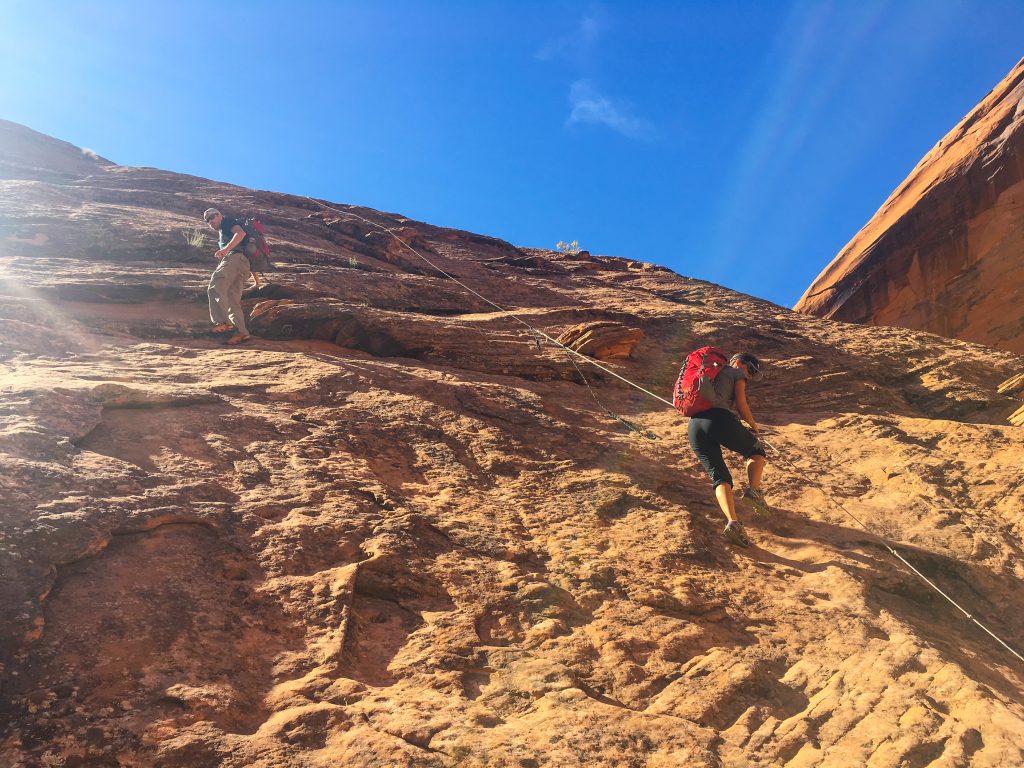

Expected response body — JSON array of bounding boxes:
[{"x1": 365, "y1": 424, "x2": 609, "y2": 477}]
[
  {"x1": 239, "y1": 217, "x2": 273, "y2": 274},
  {"x1": 673, "y1": 346, "x2": 729, "y2": 416}
]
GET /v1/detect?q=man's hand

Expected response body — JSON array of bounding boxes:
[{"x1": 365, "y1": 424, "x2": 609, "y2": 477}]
[{"x1": 214, "y1": 248, "x2": 228, "y2": 259}]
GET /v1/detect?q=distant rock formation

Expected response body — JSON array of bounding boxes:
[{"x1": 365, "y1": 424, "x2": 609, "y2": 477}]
[
  {"x1": 2, "y1": 120, "x2": 1024, "y2": 767},
  {"x1": 795, "y1": 57, "x2": 1024, "y2": 354}
]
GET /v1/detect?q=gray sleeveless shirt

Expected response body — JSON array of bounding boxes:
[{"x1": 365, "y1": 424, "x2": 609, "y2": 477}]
[{"x1": 698, "y1": 365, "x2": 747, "y2": 410}]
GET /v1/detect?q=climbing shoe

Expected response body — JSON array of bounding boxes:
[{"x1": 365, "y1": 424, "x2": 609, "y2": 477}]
[
  {"x1": 742, "y1": 487, "x2": 770, "y2": 515},
  {"x1": 723, "y1": 520, "x2": 752, "y2": 548}
]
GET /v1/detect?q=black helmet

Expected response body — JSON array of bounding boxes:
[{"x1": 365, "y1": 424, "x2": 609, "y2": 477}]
[{"x1": 730, "y1": 352, "x2": 763, "y2": 381}]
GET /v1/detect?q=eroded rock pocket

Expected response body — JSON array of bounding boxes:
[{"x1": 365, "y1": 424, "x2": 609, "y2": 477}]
[{"x1": 2, "y1": 522, "x2": 302, "y2": 763}]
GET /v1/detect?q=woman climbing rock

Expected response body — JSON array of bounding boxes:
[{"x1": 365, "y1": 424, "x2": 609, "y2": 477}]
[{"x1": 677, "y1": 349, "x2": 768, "y2": 547}]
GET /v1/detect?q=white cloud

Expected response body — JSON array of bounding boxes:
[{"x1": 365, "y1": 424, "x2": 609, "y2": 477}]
[
  {"x1": 536, "y1": 8, "x2": 609, "y2": 64},
  {"x1": 536, "y1": 7, "x2": 656, "y2": 140},
  {"x1": 567, "y1": 80, "x2": 656, "y2": 140}
]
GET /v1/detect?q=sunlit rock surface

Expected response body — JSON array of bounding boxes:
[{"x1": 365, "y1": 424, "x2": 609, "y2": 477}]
[
  {"x1": 795, "y1": 57, "x2": 1024, "y2": 354},
  {"x1": 2, "y1": 119, "x2": 1024, "y2": 767}
]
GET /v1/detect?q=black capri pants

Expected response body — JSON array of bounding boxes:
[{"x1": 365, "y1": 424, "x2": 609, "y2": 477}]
[{"x1": 688, "y1": 408, "x2": 766, "y2": 488}]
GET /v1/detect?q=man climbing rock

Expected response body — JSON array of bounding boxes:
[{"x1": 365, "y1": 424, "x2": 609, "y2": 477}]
[
  {"x1": 203, "y1": 207, "x2": 253, "y2": 345},
  {"x1": 687, "y1": 352, "x2": 768, "y2": 547}
]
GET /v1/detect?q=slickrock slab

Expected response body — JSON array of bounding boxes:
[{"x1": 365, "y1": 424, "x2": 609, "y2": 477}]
[
  {"x1": 796, "y1": 57, "x2": 1024, "y2": 354},
  {"x1": 1, "y1": 119, "x2": 1024, "y2": 767}
]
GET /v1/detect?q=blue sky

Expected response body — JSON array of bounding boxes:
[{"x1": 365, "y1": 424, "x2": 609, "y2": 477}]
[{"x1": 2, "y1": 1, "x2": 1022, "y2": 307}]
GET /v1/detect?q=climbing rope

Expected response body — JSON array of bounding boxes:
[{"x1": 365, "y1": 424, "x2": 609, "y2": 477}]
[
  {"x1": 762, "y1": 436, "x2": 1024, "y2": 665},
  {"x1": 304, "y1": 197, "x2": 674, "y2": 407},
  {"x1": 304, "y1": 195, "x2": 1023, "y2": 667},
  {"x1": 560, "y1": 345, "x2": 660, "y2": 440}
]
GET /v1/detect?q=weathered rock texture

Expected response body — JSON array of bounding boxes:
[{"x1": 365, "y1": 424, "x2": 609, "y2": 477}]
[
  {"x1": 795, "y1": 57, "x2": 1024, "y2": 354},
  {"x1": 555, "y1": 321, "x2": 644, "y2": 361},
  {"x1": 2, "y1": 119, "x2": 1024, "y2": 767}
]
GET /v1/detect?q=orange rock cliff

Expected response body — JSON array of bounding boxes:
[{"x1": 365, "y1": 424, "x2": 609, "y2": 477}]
[
  {"x1": 795, "y1": 57, "x2": 1024, "y2": 354},
  {"x1": 1, "y1": 118, "x2": 1024, "y2": 767}
]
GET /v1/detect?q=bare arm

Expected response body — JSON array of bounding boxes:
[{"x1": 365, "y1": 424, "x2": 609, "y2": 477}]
[
  {"x1": 734, "y1": 378, "x2": 758, "y2": 433},
  {"x1": 215, "y1": 225, "x2": 246, "y2": 258}
]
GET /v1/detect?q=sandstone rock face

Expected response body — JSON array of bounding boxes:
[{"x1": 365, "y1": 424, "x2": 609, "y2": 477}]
[
  {"x1": 555, "y1": 321, "x2": 644, "y2": 360},
  {"x1": 2, "y1": 120, "x2": 1024, "y2": 767},
  {"x1": 0, "y1": 119, "x2": 114, "y2": 183},
  {"x1": 795, "y1": 57, "x2": 1024, "y2": 354}
]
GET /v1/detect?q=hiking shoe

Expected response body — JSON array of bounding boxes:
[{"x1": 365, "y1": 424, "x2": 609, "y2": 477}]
[
  {"x1": 226, "y1": 333, "x2": 252, "y2": 345},
  {"x1": 742, "y1": 487, "x2": 770, "y2": 515},
  {"x1": 723, "y1": 520, "x2": 753, "y2": 548}
]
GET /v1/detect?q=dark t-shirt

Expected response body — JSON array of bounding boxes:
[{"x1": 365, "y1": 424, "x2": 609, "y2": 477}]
[{"x1": 218, "y1": 216, "x2": 251, "y2": 251}]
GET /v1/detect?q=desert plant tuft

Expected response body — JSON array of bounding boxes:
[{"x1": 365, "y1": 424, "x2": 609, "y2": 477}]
[
  {"x1": 183, "y1": 227, "x2": 207, "y2": 248},
  {"x1": 556, "y1": 239, "x2": 581, "y2": 256}
]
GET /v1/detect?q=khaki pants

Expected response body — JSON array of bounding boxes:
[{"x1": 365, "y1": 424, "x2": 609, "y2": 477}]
[{"x1": 207, "y1": 251, "x2": 251, "y2": 335}]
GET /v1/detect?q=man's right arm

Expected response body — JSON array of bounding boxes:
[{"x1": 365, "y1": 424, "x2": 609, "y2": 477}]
[{"x1": 216, "y1": 225, "x2": 246, "y2": 258}]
